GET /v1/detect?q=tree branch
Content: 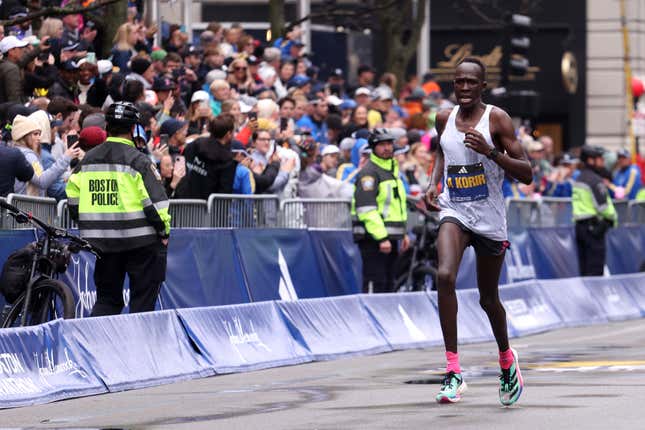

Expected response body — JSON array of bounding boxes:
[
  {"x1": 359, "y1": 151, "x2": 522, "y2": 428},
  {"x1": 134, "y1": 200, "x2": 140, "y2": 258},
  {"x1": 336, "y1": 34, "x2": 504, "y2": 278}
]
[
  {"x1": 464, "y1": 0, "x2": 504, "y2": 25},
  {"x1": 284, "y1": 0, "x2": 398, "y2": 31},
  {"x1": 0, "y1": 0, "x2": 121, "y2": 27}
]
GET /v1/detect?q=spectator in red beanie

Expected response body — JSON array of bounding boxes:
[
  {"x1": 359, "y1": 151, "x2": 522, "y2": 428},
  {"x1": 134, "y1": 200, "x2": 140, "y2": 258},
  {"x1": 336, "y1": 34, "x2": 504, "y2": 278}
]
[{"x1": 79, "y1": 126, "x2": 107, "y2": 152}]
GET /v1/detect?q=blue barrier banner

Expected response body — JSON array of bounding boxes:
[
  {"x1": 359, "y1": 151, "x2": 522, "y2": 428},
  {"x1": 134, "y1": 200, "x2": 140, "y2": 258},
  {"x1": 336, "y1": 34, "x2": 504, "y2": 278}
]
[
  {"x1": 539, "y1": 278, "x2": 608, "y2": 327},
  {"x1": 277, "y1": 296, "x2": 391, "y2": 360},
  {"x1": 456, "y1": 230, "x2": 537, "y2": 289},
  {"x1": 527, "y1": 227, "x2": 579, "y2": 279},
  {"x1": 0, "y1": 321, "x2": 106, "y2": 408},
  {"x1": 498, "y1": 281, "x2": 563, "y2": 337},
  {"x1": 64, "y1": 311, "x2": 212, "y2": 392},
  {"x1": 234, "y1": 229, "x2": 328, "y2": 301},
  {"x1": 308, "y1": 231, "x2": 362, "y2": 296},
  {"x1": 617, "y1": 273, "x2": 645, "y2": 315},
  {"x1": 582, "y1": 277, "x2": 642, "y2": 321},
  {"x1": 606, "y1": 225, "x2": 645, "y2": 275},
  {"x1": 504, "y1": 230, "x2": 537, "y2": 284},
  {"x1": 359, "y1": 293, "x2": 442, "y2": 349},
  {"x1": 161, "y1": 229, "x2": 250, "y2": 309},
  {"x1": 428, "y1": 290, "x2": 498, "y2": 343},
  {"x1": 455, "y1": 247, "x2": 477, "y2": 290},
  {"x1": 177, "y1": 302, "x2": 311, "y2": 374}
]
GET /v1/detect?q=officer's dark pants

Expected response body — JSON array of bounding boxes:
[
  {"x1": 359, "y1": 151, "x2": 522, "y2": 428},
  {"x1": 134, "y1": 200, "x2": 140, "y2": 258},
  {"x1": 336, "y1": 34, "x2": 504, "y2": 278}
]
[
  {"x1": 91, "y1": 242, "x2": 167, "y2": 316},
  {"x1": 358, "y1": 239, "x2": 399, "y2": 293},
  {"x1": 575, "y1": 219, "x2": 609, "y2": 276}
]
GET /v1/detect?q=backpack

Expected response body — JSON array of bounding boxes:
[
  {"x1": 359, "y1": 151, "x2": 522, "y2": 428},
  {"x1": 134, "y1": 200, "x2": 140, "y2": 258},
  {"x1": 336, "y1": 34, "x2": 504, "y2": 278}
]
[{"x1": 0, "y1": 243, "x2": 36, "y2": 304}]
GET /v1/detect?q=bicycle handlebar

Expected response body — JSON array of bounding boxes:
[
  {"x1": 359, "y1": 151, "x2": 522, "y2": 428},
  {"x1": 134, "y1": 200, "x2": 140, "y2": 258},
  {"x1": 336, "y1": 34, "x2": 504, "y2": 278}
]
[{"x1": 1, "y1": 199, "x2": 99, "y2": 256}]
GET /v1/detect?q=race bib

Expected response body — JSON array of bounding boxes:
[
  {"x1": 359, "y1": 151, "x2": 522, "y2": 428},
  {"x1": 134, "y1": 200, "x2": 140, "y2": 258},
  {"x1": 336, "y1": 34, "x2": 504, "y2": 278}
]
[{"x1": 446, "y1": 163, "x2": 489, "y2": 202}]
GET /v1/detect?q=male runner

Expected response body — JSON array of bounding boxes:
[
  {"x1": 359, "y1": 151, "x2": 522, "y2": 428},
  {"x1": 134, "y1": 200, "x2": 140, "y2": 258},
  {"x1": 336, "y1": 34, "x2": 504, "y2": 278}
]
[{"x1": 425, "y1": 57, "x2": 532, "y2": 405}]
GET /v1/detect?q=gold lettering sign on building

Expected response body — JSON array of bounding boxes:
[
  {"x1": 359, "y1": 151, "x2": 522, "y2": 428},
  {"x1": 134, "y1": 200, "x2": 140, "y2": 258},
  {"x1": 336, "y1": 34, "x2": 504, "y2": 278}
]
[{"x1": 431, "y1": 43, "x2": 540, "y2": 86}]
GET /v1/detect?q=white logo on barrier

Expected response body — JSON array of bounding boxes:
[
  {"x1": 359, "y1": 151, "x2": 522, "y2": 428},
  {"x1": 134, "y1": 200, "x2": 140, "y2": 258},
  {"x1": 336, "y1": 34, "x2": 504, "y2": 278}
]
[
  {"x1": 505, "y1": 299, "x2": 529, "y2": 316},
  {"x1": 602, "y1": 286, "x2": 621, "y2": 304},
  {"x1": 71, "y1": 256, "x2": 96, "y2": 317},
  {"x1": 505, "y1": 246, "x2": 536, "y2": 282},
  {"x1": 222, "y1": 316, "x2": 272, "y2": 360},
  {"x1": 277, "y1": 248, "x2": 298, "y2": 301},
  {"x1": 70, "y1": 256, "x2": 135, "y2": 317},
  {"x1": 398, "y1": 305, "x2": 427, "y2": 341},
  {"x1": 0, "y1": 353, "x2": 40, "y2": 396},
  {"x1": 33, "y1": 347, "x2": 88, "y2": 380},
  {"x1": 0, "y1": 348, "x2": 90, "y2": 397}
]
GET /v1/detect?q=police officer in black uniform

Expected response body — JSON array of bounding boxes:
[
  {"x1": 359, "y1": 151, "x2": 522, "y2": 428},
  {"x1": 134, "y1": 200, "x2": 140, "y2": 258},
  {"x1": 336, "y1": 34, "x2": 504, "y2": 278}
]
[
  {"x1": 352, "y1": 129, "x2": 409, "y2": 293},
  {"x1": 572, "y1": 145, "x2": 617, "y2": 276},
  {"x1": 66, "y1": 102, "x2": 172, "y2": 316}
]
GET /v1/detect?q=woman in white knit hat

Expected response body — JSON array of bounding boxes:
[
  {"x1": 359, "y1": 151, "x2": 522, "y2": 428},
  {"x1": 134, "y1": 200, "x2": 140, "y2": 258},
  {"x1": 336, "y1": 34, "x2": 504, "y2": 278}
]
[{"x1": 12, "y1": 114, "x2": 81, "y2": 197}]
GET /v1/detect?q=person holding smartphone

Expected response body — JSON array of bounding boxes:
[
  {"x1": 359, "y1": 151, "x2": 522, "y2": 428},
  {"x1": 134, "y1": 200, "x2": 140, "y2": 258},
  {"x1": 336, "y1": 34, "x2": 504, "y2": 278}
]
[{"x1": 12, "y1": 114, "x2": 81, "y2": 198}]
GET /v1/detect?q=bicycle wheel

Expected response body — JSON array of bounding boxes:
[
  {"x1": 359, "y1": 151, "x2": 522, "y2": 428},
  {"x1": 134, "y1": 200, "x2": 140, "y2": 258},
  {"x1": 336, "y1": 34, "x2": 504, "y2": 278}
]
[{"x1": 1, "y1": 279, "x2": 75, "y2": 328}]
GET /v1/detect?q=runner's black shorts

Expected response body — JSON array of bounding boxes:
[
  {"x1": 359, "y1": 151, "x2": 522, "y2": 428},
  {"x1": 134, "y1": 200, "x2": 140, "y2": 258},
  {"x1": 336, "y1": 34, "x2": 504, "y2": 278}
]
[{"x1": 439, "y1": 216, "x2": 510, "y2": 256}]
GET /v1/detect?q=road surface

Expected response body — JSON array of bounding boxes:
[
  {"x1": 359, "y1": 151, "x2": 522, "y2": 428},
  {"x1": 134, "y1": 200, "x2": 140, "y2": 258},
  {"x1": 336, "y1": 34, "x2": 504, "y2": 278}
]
[{"x1": 1, "y1": 319, "x2": 645, "y2": 429}]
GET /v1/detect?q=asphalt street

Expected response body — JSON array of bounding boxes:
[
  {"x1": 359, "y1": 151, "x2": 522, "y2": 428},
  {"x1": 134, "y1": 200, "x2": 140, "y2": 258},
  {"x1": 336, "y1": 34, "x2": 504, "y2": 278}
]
[{"x1": 1, "y1": 318, "x2": 645, "y2": 430}]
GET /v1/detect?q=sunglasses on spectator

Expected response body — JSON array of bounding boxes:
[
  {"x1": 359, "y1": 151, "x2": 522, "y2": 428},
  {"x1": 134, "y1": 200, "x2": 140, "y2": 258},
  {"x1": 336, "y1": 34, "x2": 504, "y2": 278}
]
[{"x1": 234, "y1": 67, "x2": 247, "y2": 71}]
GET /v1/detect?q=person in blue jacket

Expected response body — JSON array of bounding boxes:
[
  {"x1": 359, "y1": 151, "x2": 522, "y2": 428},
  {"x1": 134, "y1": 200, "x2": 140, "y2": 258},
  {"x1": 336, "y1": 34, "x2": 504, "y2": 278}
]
[{"x1": 611, "y1": 149, "x2": 641, "y2": 200}]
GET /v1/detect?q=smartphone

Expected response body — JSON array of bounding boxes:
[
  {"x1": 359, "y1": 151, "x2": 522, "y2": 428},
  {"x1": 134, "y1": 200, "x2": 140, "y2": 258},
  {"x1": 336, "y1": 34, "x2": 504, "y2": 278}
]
[
  {"x1": 67, "y1": 134, "x2": 78, "y2": 148},
  {"x1": 160, "y1": 134, "x2": 169, "y2": 147},
  {"x1": 280, "y1": 117, "x2": 288, "y2": 132},
  {"x1": 86, "y1": 52, "x2": 96, "y2": 64},
  {"x1": 266, "y1": 140, "x2": 275, "y2": 159},
  {"x1": 248, "y1": 111, "x2": 257, "y2": 121},
  {"x1": 174, "y1": 155, "x2": 186, "y2": 171}
]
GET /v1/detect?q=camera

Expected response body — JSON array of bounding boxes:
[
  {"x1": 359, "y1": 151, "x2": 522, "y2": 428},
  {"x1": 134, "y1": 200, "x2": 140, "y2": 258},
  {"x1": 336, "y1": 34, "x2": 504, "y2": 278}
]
[
  {"x1": 287, "y1": 133, "x2": 315, "y2": 159},
  {"x1": 172, "y1": 67, "x2": 186, "y2": 79}
]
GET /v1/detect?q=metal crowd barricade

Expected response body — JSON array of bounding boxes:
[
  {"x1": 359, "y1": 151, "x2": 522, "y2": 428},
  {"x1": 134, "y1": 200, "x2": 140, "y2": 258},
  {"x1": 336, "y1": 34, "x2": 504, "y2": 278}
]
[
  {"x1": 6, "y1": 194, "x2": 58, "y2": 229},
  {"x1": 0, "y1": 196, "x2": 6, "y2": 229},
  {"x1": 207, "y1": 194, "x2": 279, "y2": 228},
  {"x1": 56, "y1": 199, "x2": 77, "y2": 229},
  {"x1": 169, "y1": 199, "x2": 208, "y2": 228},
  {"x1": 628, "y1": 200, "x2": 645, "y2": 224},
  {"x1": 613, "y1": 199, "x2": 629, "y2": 225},
  {"x1": 539, "y1": 197, "x2": 573, "y2": 227},
  {"x1": 505, "y1": 198, "x2": 541, "y2": 230},
  {"x1": 280, "y1": 198, "x2": 352, "y2": 230}
]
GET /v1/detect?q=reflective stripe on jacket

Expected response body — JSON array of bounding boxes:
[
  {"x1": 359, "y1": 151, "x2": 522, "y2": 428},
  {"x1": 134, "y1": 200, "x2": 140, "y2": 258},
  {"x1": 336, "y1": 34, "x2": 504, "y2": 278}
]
[
  {"x1": 66, "y1": 137, "x2": 171, "y2": 252},
  {"x1": 572, "y1": 167, "x2": 617, "y2": 225},
  {"x1": 352, "y1": 153, "x2": 407, "y2": 241}
]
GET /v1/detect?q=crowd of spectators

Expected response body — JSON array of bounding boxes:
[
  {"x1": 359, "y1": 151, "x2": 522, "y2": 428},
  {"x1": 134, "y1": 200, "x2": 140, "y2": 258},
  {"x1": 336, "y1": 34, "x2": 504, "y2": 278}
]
[
  {"x1": 503, "y1": 127, "x2": 645, "y2": 202},
  {"x1": 0, "y1": 5, "x2": 644, "y2": 209}
]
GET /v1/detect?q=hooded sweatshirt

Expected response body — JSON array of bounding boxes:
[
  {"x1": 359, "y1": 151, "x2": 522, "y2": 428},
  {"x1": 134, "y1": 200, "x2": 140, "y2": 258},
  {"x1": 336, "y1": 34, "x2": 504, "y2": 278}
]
[{"x1": 174, "y1": 137, "x2": 238, "y2": 199}]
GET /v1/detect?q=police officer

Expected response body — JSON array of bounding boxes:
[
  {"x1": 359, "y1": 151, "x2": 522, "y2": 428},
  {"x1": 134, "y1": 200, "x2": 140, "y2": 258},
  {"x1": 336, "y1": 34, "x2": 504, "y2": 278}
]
[
  {"x1": 66, "y1": 102, "x2": 172, "y2": 316},
  {"x1": 572, "y1": 145, "x2": 617, "y2": 276},
  {"x1": 353, "y1": 128, "x2": 409, "y2": 293}
]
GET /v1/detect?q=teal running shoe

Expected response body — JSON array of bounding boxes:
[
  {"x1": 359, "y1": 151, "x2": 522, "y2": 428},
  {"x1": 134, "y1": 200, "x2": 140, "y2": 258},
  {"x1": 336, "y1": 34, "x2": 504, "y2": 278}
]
[
  {"x1": 499, "y1": 348, "x2": 524, "y2": 406},
  {"x1": 436, "y1": 371, "x2": 467, "y2": 404}
]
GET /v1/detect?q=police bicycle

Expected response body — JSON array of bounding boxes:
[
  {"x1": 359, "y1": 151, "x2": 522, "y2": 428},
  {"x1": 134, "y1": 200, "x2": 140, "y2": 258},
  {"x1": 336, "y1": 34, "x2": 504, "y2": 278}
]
[
  {"x1": 0, "y1": 199, "x2": 98, "y2": 327},
  {"x1": 394, "y1": 198, "x2": 439, "y2": 292}
]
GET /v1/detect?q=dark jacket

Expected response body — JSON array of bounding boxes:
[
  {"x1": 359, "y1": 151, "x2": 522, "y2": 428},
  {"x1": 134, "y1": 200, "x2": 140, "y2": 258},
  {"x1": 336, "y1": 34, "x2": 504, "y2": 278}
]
[
  {"x1": 49, "y1": 77, "x2": 79, "y2": 102},
  {"x1": 174, "y1": 138, "x2": 238, "y2": 199},
  {"x1": 0, "y1": 145, "x2": 34, "y2": 197},
  {"x1": 253, "y1": 162, "x2": 280, "y2": 194},
  {"x1": 0, "y1": 46, "x2": 44, "y2": 103}
]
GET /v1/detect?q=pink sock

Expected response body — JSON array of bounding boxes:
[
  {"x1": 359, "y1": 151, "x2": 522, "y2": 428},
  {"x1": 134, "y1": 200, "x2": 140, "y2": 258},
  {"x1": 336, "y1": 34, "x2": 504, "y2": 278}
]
[
  {"x1": 446, "y1": 351, "x2": 461, "y2": 374},
  {"x1": 499, "y1": 348, "x2": 514, "y2": 370}
]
